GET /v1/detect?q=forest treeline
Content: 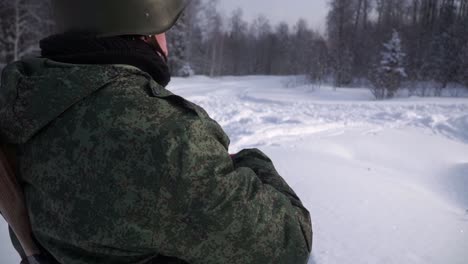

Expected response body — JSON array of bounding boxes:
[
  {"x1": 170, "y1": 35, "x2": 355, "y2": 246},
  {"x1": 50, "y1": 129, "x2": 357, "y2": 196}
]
[
  {"x1": 1, "y1": 0, "x2": 468, "y2": 98},
  {"x1": 323, "y1": 0, "x2": 468, "y2": 97}
]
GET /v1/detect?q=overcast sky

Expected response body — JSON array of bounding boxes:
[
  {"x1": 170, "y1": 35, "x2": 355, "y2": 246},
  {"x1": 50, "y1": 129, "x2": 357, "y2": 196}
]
[{"x1": 218, "y1": 0, "x2": 329, "y2": 32}]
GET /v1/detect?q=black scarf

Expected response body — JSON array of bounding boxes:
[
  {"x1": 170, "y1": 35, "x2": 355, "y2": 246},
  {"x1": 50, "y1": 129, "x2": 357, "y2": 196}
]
[{"x1": 40, "y1": 33, "x2": 171, "y2": 87}]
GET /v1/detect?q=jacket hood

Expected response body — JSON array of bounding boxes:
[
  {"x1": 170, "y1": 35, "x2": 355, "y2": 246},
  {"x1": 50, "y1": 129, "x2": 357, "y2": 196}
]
[{"x1": 0, "y1": 58, "x2": 129, "y2": 144}]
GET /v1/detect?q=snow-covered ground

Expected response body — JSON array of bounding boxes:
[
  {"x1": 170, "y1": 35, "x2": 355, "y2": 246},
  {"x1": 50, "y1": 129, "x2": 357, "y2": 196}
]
[{"x1": 2, "y1": 76, "x2": 468, "y2": 263}]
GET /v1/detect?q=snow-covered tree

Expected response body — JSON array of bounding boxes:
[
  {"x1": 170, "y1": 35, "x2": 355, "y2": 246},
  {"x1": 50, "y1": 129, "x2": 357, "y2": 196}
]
[
  {"x1": 167, "y1": 11, "x2": 193, "y2": 77},
  {"x1": 371, "y1": 30, "x2": 407, "y2": 99},
  {"x1": 0, "y1": 0, "x2": 53, "y2": 64},
  {"x1": 177, "y1": 63, "x2": 195, "y2": 77}
]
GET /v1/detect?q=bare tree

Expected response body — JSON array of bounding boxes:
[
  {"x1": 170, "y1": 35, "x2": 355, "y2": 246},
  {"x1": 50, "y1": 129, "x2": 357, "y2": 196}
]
[
  {"x1": 327, "y1": 0, "x2": 355, "y2": 87},
  {"x1": 225, "y1": 8, "x2": 249, "y2": 75},
  {"x1": 458, "y1": 35, "x2": 468, "y2": 87},
  {"x1": 269, "y1": 22, "x2": 291, "y2": 75}
]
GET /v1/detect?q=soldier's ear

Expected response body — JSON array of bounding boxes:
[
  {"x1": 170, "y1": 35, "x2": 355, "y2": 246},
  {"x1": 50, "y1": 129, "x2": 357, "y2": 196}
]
[
  {"x1": 143, "y1": 34, "x2": 168, "y2": 62},
  {"x1": 155, "y1": 34, "x2": 168, "y2": 58}
]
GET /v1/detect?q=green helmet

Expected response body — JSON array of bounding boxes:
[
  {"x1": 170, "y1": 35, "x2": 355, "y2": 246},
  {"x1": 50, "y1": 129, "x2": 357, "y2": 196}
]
[{"x1": 52, "y1": 0, "x2": 189, "y2": 37}]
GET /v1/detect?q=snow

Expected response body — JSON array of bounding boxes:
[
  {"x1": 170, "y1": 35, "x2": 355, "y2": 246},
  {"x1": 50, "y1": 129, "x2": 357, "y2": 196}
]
[{"x1": 2, "y1": 76, "x2": 468, "y2": 263}]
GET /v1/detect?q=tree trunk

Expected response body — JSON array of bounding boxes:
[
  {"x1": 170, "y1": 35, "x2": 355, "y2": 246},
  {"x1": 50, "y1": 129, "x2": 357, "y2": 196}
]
[{"x1": 14, "y1": 0, "x2": 20, "y2": 62}]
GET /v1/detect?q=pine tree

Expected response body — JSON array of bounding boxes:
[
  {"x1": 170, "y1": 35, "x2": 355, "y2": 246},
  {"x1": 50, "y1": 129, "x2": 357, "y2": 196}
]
[
  {"x1": 371, "y1": 30, "x2": 407, "y2": 99},
  {"x1": 420, "y1": 0, "x2": 460, "y2": 94},
  {"x1": 167, "y1": 11, "x2": 193, "y2": 77}
]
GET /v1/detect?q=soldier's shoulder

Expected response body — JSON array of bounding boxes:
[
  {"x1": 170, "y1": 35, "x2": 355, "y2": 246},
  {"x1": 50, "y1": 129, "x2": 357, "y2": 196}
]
[{"x1": 146, "y1": 81, "x2": 230, "y2": 148}]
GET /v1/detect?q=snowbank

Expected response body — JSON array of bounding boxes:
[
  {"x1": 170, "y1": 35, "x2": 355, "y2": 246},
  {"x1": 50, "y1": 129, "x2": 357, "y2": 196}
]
[
  {"x1": 171, "y1": 76, "x2": 468, "y2": 264},
  {"x1": 1, "y1": 76, "x2": 467, "y2": 264}
]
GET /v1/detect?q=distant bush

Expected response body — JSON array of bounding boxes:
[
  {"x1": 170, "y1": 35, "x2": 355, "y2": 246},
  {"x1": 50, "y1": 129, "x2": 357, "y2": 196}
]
[
  {"x1": 177, "y1": 63, "x2": 195, "y2": 77},
  {"x1": 282, "y1": 76, "x2": 311, "y2": 89}
]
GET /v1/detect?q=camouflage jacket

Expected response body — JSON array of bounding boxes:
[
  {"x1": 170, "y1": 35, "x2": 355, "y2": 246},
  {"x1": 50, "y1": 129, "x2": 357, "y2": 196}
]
[{"x1": 0, "y1": 59, "x2": 312, "y2": 264}]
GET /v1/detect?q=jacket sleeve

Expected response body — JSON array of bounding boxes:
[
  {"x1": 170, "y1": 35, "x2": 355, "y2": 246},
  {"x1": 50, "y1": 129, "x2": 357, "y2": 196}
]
[
  {"x1": 231, "y1": 149, "x2": 308, "y2": 209},
  {"x1": 153, "y1": 118, "x2": 312, "y2": 264}
]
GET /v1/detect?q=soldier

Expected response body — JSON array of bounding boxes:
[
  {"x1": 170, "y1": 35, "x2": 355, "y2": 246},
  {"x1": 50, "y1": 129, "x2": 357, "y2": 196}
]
[{"x1": 0, "y1": 0, "x2": 312, "y2": 263}]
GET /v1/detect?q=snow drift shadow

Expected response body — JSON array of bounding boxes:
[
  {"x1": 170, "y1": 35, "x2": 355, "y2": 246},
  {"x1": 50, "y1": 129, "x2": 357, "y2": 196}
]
[
  {"x1": 441, "y1": 163, "x2": 468, "y2": 208},
  {"x1": 308, "y1": 255, "x2": 318, "y2": 264},
  {"x1": 434, "y1": 115, "x2": 468, "y2": 144}
]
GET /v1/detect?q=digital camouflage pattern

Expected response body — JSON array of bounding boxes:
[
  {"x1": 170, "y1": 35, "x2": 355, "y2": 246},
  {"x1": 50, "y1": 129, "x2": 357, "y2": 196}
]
[{"x1": 0, "y1": 58, "x2": 312, "y2": 264}]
